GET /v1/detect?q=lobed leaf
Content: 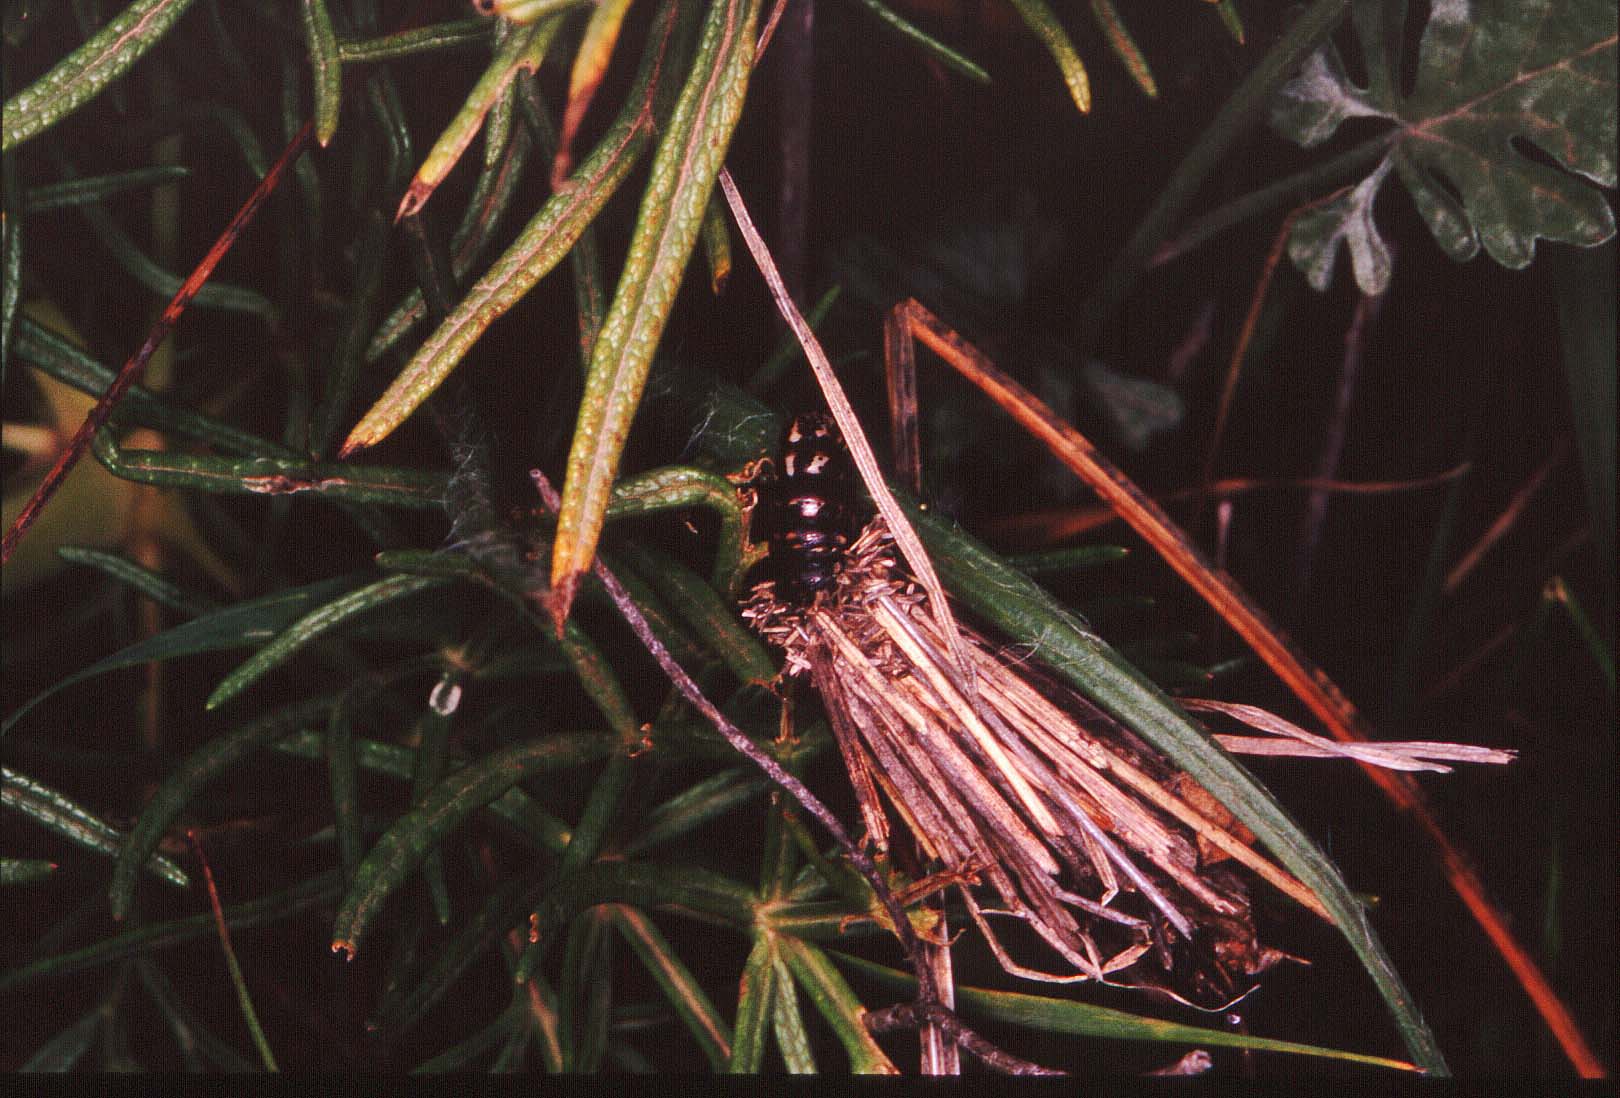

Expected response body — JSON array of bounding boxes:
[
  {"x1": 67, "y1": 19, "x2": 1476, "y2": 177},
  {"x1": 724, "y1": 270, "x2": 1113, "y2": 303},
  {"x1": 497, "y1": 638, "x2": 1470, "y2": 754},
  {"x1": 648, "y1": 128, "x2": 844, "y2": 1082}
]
[{"x1": 1272, "y1": 0, "x2": 1618, "y2": 293}]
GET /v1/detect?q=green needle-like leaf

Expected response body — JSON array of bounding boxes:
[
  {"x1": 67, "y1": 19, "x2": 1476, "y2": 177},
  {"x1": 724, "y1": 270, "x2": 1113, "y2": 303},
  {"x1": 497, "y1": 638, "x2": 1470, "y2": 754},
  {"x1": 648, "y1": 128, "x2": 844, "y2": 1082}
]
[
  {"x1": 23, "y1": 164, "x2": 190, "y2": 212},
  {"x1": 623, "y1": 767, "x2": 771, "y2": 856},
  {"x1": 771, "y1": 952, "x2": 816, "y2": 1073},
  {"x1": 1089, "y1": 0, "x2": 1156, "y2": 98},
  {"x1": 3, "y1": 575, "x2": 361, "y2": 736},
  {"x1": 847, "y1": 0, "x2": 989, "y2": 85},
  {"x1": 2, "y1": 768, "x2": 188, "y2": 887},
  {"x1": 728, "y1": 934, "x2": 778, "y2": 1073},
  {"x1": 1, "y1": 858, "x2": 58, "y2": 885},
  {"x1": 4, "y1": 872, "x2": 343, "y2": 992},
  {"x1": 616, "y1": 543, "x2": 776, "y2": 687},
  {"x1": 55, "y1": 546, "x2": 216, "y2": 616},
  {"x1": 394, "y1": 15, "x2": 564, "y2": 220},
  {"x1": 109, "y1": 697, "x2": 336, "y2": 919},
  {"x1": 610, "y1": 905, "x2": 733, "y2": 1070},
  {"x1": 777, "y1": 937, "x2": 896, "y2": 1074},
  {"x1": 336, "y1": 20, "x2": 491, "y2": 64},
  {"x1": 330, "y1": 733, "x2": 613, "y2": 957},
  {"x1": 341, "y1": 5, "x2": 681, "y2": 455},
  {"x1": 274, "y1": 728, "x2": 574, "y2": 854},
  {"x1": 205, "y1": 574, "x2": 450, "y2": 710},
  {"x1": 369, "y1": 873, "x2": 540, "y2": 1042},
  {"x1": 1550, "y1": 240, "x2": 1616, "y2": 584},
  {"x1": 549, "y1": 0, "x2": 760, "y2": 621},
  {"x1": 3, "y1": 0, "x2": 200, "y2": 150},
  {"x1": 20, "y1": 1006, "x2": 104, "y2": 1071},
  {"x1": 299, "y1": 0, "x2": 342, "y2": 145},
  {"x1": 1005, "y1": 0, "x2": 1091, "y2": 113}
]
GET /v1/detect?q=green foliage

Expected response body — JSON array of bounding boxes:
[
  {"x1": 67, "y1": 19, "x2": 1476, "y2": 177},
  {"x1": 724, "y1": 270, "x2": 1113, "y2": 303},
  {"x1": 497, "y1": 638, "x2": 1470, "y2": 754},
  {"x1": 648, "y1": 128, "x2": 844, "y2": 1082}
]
[
  {"x1": 1272, "y1": 0, "x2": 1618, "y2": 292},
  {"x1": 1, "y1": 0, "x2": 1610, "y2": 1077}
]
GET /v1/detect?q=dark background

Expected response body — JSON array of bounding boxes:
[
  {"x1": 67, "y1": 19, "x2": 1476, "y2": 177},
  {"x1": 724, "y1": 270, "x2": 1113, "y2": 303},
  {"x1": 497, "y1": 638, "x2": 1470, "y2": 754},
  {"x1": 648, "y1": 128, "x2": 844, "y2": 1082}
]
[{"x1": 3, "y1": 0, "x2": 1613, "y2": 1075}]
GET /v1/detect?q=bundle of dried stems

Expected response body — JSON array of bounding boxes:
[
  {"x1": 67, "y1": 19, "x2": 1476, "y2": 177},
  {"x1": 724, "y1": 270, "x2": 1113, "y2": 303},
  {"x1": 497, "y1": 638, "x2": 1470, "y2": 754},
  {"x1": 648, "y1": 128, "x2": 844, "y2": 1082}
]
[{"x1": 744, "y1": 519, "x2": 1514, "y2": 1007}]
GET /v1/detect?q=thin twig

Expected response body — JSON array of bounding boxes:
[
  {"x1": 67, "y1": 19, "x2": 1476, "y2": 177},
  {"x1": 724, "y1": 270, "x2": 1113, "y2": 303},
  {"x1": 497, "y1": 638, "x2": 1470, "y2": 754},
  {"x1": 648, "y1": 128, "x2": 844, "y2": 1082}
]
[
  {"x1": 1, "y1": 121, "x2": 314, "y2": 565},
  {"x1": 526, "y1": 470, "x2": 939, "y2": 1008},
  {"x1": 1443, "y1": 438, "x2": 1571, "y2": 595},
  {"x1": 1292, "y1": 274, "x2": 1389, "y2": 612},
  {"x1": 1195, "y1": 191, "x2": 1346, "y2": 528},
  {"x1": 865, "y1": 1001, "x2": 1063, "y2": 1076},
  {"x1": 986, "y1": 463, "x2": 1472, "y2": 543},
  {"x1": 188, "y1": 831, "x2": 279, "y2": 1072}
]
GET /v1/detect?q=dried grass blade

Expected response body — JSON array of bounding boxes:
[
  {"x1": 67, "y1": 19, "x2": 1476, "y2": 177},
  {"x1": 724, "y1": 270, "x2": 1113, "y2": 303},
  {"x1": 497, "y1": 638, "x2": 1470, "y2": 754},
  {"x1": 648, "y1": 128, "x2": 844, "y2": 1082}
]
[{"x1": 719, "y1": 171, "x2": 973, "y2": 683}]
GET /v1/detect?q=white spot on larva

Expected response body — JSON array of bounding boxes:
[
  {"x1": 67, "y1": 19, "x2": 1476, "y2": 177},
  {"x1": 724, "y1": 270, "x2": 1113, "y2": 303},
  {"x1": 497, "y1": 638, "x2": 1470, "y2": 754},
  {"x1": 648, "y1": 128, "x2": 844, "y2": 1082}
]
[
  {"x1": 784, "y1": 452, "x2": 798, "y2": 476},
  {"x1": 805, "y1": 453, "x2": 830, "y2": 475}
]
